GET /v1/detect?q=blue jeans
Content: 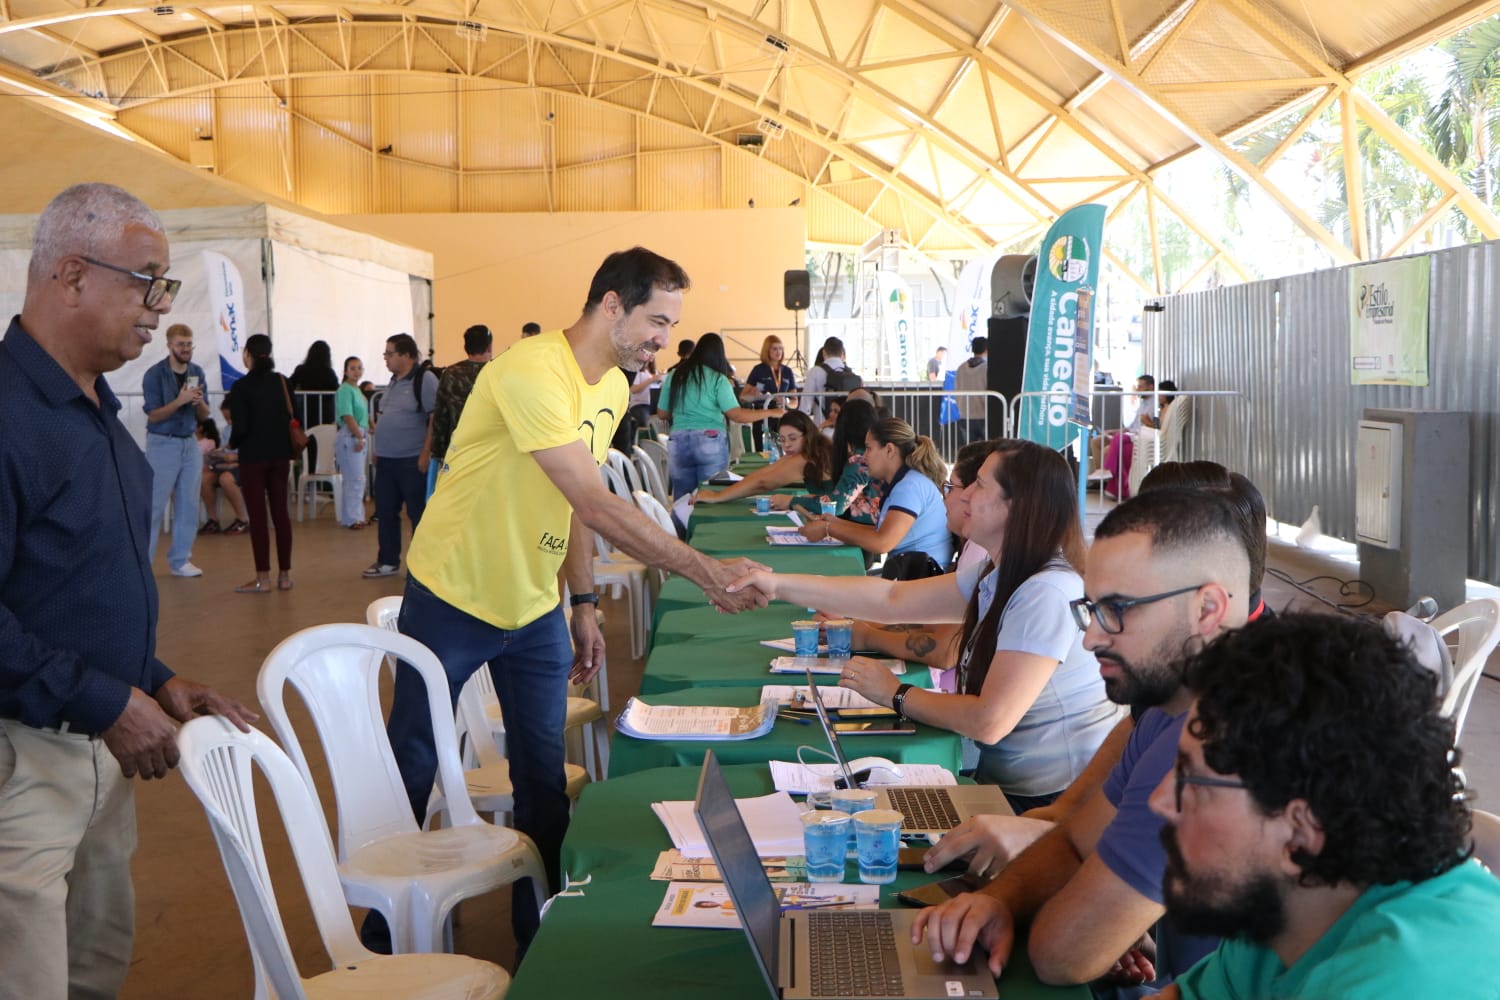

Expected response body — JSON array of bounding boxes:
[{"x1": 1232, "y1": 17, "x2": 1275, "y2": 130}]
[
  {"x1": 373, "y1": 455, "x2": 426, "y2": 566},
  {"x1": 668, "y1": 427, "x2": 729, "y2": 498},
  {"x1": 333, "y1": 427, "x2": 368, "y2": 526},
  {"x1": 386, "y1": 574, "x2": 571, "y2": 945},
  {"x1": 146, "y1": 433, "x2": 202, "y2": 569}
]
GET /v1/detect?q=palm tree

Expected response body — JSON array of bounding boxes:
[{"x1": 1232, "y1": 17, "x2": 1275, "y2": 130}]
[{"x1": 1425, "y1": 17, "x2": 1500, "y2": 230}]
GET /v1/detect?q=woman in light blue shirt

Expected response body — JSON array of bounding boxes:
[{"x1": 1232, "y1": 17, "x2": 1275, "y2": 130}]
[
  {"x1": 657, "y1": 333, "x2": 784, "y2": 498},
  {"x1": 731, "y1": 439, "x2": 1120, "y2": 812},
  {"x1": 798, "y1": 417, "x2": 952, "y2": 571}
]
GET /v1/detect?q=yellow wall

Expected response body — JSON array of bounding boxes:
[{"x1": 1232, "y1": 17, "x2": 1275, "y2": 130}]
[{"x1": 337, "y1": 208, "x2": 807, "y2": 368}]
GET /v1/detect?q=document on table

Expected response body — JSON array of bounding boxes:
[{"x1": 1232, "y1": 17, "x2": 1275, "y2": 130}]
[
  {"x1": 652, "y1": 882, "x2": 880, "y2": 928},
  {"x1": 766, "y1": 525, "x2": 840, "y2": 546},
  {"x1": 653, "y1": 791, "x2": 805, "y2": 857},
  {"x1": 673, "y1": 493, "x2": 694, "y2": 526},
  {"x1": 769, "y1": 761, "x2": 960, "y2": 796},
  {"x1": 708, "y1": 470, "x2": 744, "y2": 484},
  {"x1": 769, "y1": 656, "x2": 907, "y2": 676},
  {"x1": 760, "y1": 684, "x2": 885, "y2": 710},
  {"x1": 616, "y1": 697, "x2": 777, "y2": 741},
  {"x1": 650, "y1": 849, "x2": 805, "y2": 882}
]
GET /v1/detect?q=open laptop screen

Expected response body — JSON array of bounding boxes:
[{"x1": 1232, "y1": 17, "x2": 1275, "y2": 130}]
[
  {"x1": 805, "y1": 667, "x2": 857, "y2": 788},
  {"x1": 693, "y1": 750, "x2": 783, "y2": 998}
]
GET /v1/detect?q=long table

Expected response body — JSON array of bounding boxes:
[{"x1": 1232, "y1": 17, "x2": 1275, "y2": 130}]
[
  {"x1": 610, "y1": 684, "x2": 961, "y2": 777},
  {"x1": 505, "y1": 764, "x2": 1086, "y2": 1000}
]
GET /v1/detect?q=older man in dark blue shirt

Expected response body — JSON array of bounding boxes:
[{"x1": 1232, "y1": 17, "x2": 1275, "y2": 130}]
[{"x1": 0, "y1": 183, "x2": 257, "y2": 1000}]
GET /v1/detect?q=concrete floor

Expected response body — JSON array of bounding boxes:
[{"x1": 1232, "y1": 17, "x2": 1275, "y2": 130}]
[{"x1": 110, "y1": 501, "x2": 1500, "y2": 998}]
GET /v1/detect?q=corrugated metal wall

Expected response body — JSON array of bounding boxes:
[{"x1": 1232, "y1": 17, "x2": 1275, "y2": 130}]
[{"x1": 1149, "y1": 242, "x2": 1500, "y2": 584}]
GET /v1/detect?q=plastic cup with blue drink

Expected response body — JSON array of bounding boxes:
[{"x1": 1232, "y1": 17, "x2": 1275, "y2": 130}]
[
  {"x1": 800, "y1": 810, "x2": 850, "y2": 882},
  {"x1": 853, "y1": 809, "x2": 904, "y2": 885},
  {"x1": 824, "y1": 619, "x2": 854, "y2": 659},
  {"x1": 830, "y1": 787, "x2": 876, "y2": 850},
  {"x1": 791, "y1": 620, "x2": 821, "y2": 658},
  {"x1": 819, "y1": 497, "x2": 837, "y2": 517},
  {"x1": 755, "y1": 496, "x2": 772, "y2": 514}
]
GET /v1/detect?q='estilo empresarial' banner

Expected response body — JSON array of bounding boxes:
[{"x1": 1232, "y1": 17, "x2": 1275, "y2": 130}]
[
  {"x1": 1349, "y1": 256, "x2": 1430, "y2": 387},
  {"x1": 1017, "y1": 204, "x2": 1105, "y2": 449}
]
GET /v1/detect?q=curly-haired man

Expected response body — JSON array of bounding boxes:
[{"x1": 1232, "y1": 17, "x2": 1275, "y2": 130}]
[{"x1": 1150, "y1": 612, "x2": 1499, "y2": 999}]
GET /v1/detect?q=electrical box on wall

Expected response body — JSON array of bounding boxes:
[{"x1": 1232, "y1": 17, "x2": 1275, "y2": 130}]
[{"x1": 1355, "y1": 420, "x2": 1402, "y2": 548}]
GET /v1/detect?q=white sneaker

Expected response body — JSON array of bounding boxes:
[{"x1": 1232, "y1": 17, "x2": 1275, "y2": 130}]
[{"x1": 171, "y1": 562, "x2": 204, "y2": 578}]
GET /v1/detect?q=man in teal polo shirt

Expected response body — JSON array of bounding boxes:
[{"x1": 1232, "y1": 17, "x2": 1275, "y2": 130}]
[{"x1": 1151, "y1": 613, "x2": 1500, "y2": 999}]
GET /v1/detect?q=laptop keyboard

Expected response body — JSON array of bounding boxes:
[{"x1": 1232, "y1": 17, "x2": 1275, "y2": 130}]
[
  {"x1": 883, "y1": 788, "x2": 960, "y2": 831},
  {"x1": 807, "y1": 911, "x2": 905, "y2": 997}
]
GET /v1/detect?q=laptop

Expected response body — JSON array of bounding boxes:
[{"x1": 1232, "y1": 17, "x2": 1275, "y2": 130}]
[
  {"x1": 692, "y1": 750, "x2": 999, "y2": 1000},
  {"x1": 804, "y1": 671, "x2": 1012, "y2": 836}
]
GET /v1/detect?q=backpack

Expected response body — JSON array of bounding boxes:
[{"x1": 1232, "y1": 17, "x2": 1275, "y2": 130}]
[{"x1": 819, "y1": 362, "x2": 863, "y2": 393}]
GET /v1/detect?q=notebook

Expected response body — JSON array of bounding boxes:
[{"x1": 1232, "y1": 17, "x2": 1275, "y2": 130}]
[
  {"x1": 692, "y1": 750, "x2": 998, "y2": 999},
  {"x1": 804, "y1": 670, "x2": 1012, "y2": 835}
]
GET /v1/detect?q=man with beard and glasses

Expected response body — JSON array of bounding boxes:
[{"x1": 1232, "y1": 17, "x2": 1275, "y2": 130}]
[
  {"x1": 913, "y1": 487, "x2": 1250, "y2": 996},
  {"x1": 920, "y1": 462, "x2": 1273, "y2": 882},
  {"x1": 1149, "y1": 612, "x2": 1499, "y2": 999},
  {"x1": 373, "y1": 247, "x2": 769, "y2": 954}
]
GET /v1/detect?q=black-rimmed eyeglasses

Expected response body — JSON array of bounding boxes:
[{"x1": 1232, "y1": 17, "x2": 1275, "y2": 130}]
[
  {"x1": 81, "y1": 256, "x2": 181, "y2": 308},
  {"x1": 1174, "y1": 759, "x2": 1247, "y2": 812},
  {"x1": 1068, "y1": 584, "x2": 1207, "y2": 634}
]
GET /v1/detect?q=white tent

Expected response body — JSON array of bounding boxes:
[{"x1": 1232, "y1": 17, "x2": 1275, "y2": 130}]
[{"x1": 0, "y1": 202, "x2": 433, "y2": 445}]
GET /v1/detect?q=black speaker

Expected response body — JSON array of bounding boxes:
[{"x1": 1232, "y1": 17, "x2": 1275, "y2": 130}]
[
  {"x1": 987, "y1": 316, "x2": 1029, "y2": 419},
  {"x1": 784, "y1": 270, "x2": 811, "y2": 310}
]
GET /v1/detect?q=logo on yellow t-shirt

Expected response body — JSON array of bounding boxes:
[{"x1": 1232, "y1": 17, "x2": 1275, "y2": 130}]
[{"x1": 537, "y1": 530, "x2": 568, "y2": 554}]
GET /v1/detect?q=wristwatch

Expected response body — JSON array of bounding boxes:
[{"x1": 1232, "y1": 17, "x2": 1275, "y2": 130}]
[
  {"x1": 891, "y1": 683, "x2": 915, "y2": 721},
  {"x1": 569, "y1": 592, "x2": 600, "y2": 606}
]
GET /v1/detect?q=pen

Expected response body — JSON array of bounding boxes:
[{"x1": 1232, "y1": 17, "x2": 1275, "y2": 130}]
[
  {"x1": 777, "y1": 712, "x2": 813, "y2": 725},
  {"x1": 782, "y1": 899, "x2": 857, "y2": 911}
]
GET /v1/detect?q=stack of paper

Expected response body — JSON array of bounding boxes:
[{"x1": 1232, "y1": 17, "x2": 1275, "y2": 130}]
[
  {"x1": 769, "y1": 656, "x2": 906, "y2": 676},
  {"x1": 652, "y1": 791, "x2": 805, "y2": 857},
  {"x1": 616, "y1": 698, "x2": 777, "y2": 742},
  {"x1": 760, "y1": 685, "x2": 884, "y2": 710},
  {"x1": 650, "y1": 849, "x2": 805, "y2": 882},
  {"x1": 768, "y1": 761, "x2": 960, "y2": 795},
  {"x1": 766, "y1": 525, "x2": 840, "y2": 546},
  {"x1": 652, "y1": 882, "x2": 880, "y2": 928}
]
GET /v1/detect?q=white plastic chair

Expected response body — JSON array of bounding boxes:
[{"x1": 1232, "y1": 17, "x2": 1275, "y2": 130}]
[
  {"x1": 631, "y1": 446, "x2": 670, "y2": 507},
  {"x1": 637, "y1": 438, "x2": 669, "y2": 488},
  {"x1": 177, "y1": 716, "x2": 509, "y2": 1000},
  {"x1": 595, "y1": 465, "x2": 650, "y2": 658},
  {"x1": 632, "y1": 490, "x2": 676, "y2": 544},
  {"x1": 256, "y1": 623, "x2": 548, "y2": 955},
  {"x1": 368, "y1": 596, "x2": 606, "y2": 785},
  {"x1": 607, "y1": 448, "x2": 644, "y2": 495},
  {"x1": 297, "y1": 425, "x2": 343, "y2": 523},
  {"x1": 445, "y1": 671, "x2": 595, "y2": 821},
  {"x1": 1432, "y1": 598, "x2": 1500, "y2": 742}
]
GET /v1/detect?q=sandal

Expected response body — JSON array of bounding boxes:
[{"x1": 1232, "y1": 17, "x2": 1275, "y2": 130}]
[
  {"x1": 346, "y1": 520, "x2": 367, "y2": 530},
  {"x1": 278, "y1": 575, "x2": 294, "y2": 591},
  {"x1": 235, "y1": 580, "x2": 272, "y2": 594},
  {"x1": 224, "y1": 519, "x2": 249, "y2": 535}
]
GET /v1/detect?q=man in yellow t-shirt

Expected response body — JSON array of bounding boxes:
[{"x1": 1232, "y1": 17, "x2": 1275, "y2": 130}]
[{"x1": 378, "y1": 247, "x2": 769, "y2": 951}]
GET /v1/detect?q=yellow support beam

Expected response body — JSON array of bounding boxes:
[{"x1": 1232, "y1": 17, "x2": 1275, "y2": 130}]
[{"x1": 1340, "y1": 92, "x2": 1368, "y2": 260}]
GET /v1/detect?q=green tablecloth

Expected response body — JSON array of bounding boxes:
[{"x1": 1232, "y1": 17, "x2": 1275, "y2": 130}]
[
  {"x1": 506, "y1": 764, "x2": 1085, "y2": 1000},
  {"x1": 610, "y1": 685, "x2": 961, "y2": 776},
  {"x1": 641, "y1": 634, "x2": 933, "y2": 696},
  {"x1": 687, "y1": 517, "x2": 865, "y2": 560}
]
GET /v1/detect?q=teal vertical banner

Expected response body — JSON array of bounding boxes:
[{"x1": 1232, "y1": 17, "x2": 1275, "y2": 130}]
[{"x1": 1018, "y1": 204, "x2": 1106, "y2": 449}]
